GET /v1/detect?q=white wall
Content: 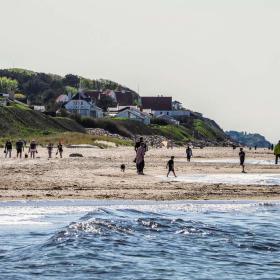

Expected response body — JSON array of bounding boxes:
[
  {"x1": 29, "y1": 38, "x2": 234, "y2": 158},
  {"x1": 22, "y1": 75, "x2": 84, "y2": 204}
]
[
  {"x1": 117, "y1": 110, "x2": 150, "y2": 125},
  {"x1": 153, "y1": 110, "x2": 191, "y2": 117}
]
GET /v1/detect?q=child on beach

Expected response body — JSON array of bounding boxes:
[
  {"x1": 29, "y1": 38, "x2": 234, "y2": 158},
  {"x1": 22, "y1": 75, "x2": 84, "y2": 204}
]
[
  {"x1": 167, "y1": 156, "x2": 177, "y2": 177},
  {"x1": 239, "y1": 148, "x2": 246, "y2": 173}
]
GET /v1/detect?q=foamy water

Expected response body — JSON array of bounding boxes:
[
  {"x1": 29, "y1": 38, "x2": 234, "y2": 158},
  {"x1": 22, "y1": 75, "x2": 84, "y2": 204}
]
[
  {"x1": 178, "y1": 158, "x2": 276, "y2": 165},
  {"x1": 1, "y1": 200, "x2": 280, "y2": 279},
  {"x1": 161, "y1": 173, "x2": 280, "y2": 185}
]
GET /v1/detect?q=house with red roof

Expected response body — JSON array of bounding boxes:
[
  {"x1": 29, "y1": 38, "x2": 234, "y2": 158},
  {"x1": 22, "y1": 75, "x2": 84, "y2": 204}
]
[{"x1": 140, "y1": 96, "x2": 191, "y2": 118}]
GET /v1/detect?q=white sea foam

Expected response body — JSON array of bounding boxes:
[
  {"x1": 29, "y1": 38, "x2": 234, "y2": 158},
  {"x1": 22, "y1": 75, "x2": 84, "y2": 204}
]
[
  {"x1": 0, "y1": 199, "x2": 278, "y2": 227},
  {"x1": 178, "y1": 158, "x2": 276, "y2": 165},
  {"x1": 160, "y1": 173, "x2": 280, "y2": 185}
]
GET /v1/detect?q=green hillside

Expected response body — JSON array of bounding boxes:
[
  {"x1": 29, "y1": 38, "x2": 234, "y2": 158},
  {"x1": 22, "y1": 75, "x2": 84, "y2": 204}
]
[
  {"x1": 0, "y1": 68, "x2": 231, "y2": 146},
  {"x1": 0, "y1": 103, "x2": 85, "y2": 139}
]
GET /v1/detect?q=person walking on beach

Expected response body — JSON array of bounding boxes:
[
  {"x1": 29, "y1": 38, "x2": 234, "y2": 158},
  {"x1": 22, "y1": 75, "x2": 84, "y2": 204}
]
[
  {"x1": 186, "y1": 146, "x2": 193, "y2": 162},
  {"x1": 29, "y1": 140, "x2": 37, "y2": 159},
  {"x1": 239, "y1": 148, "x2": 246, "y2": 173},
  {"x1": 167, "y1": 156, "x2": 177, "y2": 177},
  {"x1": 274, "y1": 141, "x2": 280, "y2": 165},
  {"x1": 56, "y1": 142, "x2": 63, "y2": 158},
  {"x1": 47, "y1": 143, "x2": 53, "y2": 159},
  {"x1": 4, "y1": 140, "x2": 12, "y2": 158},
  {"x1": 136, "y1": 142, "x2": 146, "y2": 175},
  {"x1": 16, "y1": 139, "x2": 24, "y2": 159}
]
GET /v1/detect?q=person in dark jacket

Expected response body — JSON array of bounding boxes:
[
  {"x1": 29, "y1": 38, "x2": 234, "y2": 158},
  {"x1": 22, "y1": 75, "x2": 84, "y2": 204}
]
[
  {"x1": 4, "y1": 140, "x2": 12, "y2": 158},
  {"x1": 29, "y1": 140, "x2": 37, "y2": 159},
  {"x1": 186, "y1": 146, "x2": 193, "y2": 162},
  {"x1": 239, "y1": 148, "x2": 246, "y2": 173},
  {"x1": 16, "y1": 139, "x2": 24, "y2": 158}
]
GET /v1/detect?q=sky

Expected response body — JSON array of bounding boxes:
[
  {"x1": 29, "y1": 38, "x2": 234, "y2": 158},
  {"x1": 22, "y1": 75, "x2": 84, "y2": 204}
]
[{"x1": 0, "y1": 0, "x2": 279, "y2": 142}]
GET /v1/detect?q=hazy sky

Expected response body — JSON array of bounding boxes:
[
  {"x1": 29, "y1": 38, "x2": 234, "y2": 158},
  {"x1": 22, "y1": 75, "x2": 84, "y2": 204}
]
[{"x1": 1, "y1": 0, "x2": 279, "y2": 142}]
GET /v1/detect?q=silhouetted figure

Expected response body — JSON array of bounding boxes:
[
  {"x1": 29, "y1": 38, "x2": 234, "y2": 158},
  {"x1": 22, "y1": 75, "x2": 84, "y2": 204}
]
[
  {"x1": 239, "y1": 148, "x2": 246, "y2": 173},
  {"x1": 274, "y1": 141, "x2": 280, "y2": 165},
  {"x1": 186, "y1": 146, "x2": 193, "y2": 162},
  {"x1": 29, "y1": 140, "x2": 37, "y2": 159},
  {"x1": 167, "y1": 156, "x2": 177, "y2": 177},
  {"x1": 57, "y1": 142, "x2": 63, "y2": 158},
  {"x1": 16, "y1": 140, "x2": 24, "y2": 158},
  {"x1": 47, "y1": 143, "x2": 53, "y2": 158},
  {"x1": 136, "y1": 142, "x2": 146, "y2": 175},
  {"x1": 4, "y1": 140, "x2": 12, "y2": 158}
]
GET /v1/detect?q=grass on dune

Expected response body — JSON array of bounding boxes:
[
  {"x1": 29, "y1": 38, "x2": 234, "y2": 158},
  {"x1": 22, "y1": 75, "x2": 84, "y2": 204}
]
[{"x1": 0, "y1": 132, "x2": 132, "y2": 148}]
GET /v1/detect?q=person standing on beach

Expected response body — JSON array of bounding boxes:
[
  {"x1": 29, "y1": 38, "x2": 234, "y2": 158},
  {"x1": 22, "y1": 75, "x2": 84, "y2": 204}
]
[
  {"x1": 47, "y1": 143, "x2": 53, "y2": 159},
  {"x1": 274, "y1": 141, "x2": 280, "y2": 165},
  {"x1": 29, "y1": 140, "x2": 37, "y2": 159},
  {"x1": 136, "y1": 142, "x2": 146, "y2": 175},
  {"x1": 56, "y1": 142, "x2": 63, "y2": 158},
  {"x1": 239, "y1": 148, "x2": 246, "y2": 173},
  {"x1": 186, "y1": 146, "x2": 193, "y2": 162},
  {"x1": 4, "y1": 140, "x2": 12, "y2": 158},
  {"x1": 167, "y1": 156, "x2": 177, "y2": 177},
  {"x1": 16, "y1": 139, "x2": 24, "y2": 158}
]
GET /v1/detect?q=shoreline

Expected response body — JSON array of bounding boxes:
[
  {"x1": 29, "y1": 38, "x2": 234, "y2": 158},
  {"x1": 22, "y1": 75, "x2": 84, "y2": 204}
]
[{"x1": 0, "y1": 146, "x2": 279, "y2": 202}]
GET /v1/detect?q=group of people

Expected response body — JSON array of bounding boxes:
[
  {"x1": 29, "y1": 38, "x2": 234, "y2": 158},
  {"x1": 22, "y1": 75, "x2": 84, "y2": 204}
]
[
  {"x1": 239, "y1": 140, "x2": 280, "y2": 173},
  {"x1": 3, "y1": 140, "x2": 64, "y2": 159},
  {"x1": 133, "y1": 137, "x2": 194, "y2": 176},
  {"x1": 133, "y1": 137, "x2": 280, "y2": 177}
]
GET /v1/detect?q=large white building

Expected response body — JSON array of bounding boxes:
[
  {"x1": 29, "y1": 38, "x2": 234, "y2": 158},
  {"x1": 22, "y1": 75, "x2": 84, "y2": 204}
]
[
  {"x1": 64, "y1": 92, "x2": 103, "y2": 118},
  {"x1": 141, "y1": 96, "x2": 191, "y2": 118}
]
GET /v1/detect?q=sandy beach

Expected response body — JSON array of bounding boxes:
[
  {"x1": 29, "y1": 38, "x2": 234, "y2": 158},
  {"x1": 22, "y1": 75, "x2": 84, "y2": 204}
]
[{"x1": 0, "y1": 146, "x2": 279, "y2": 201}]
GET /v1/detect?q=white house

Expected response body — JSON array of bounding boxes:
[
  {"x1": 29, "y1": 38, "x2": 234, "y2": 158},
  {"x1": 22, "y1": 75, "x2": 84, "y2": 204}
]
[
  {"x1": 64, "y1": 92, "x2": 103, "y2": 118},
  {"x1": 115, "y1": 107, "x2": 151, "y2": 125},
  {"x1": 141, "y1": 96, "x2": 191, "y2": 118}
]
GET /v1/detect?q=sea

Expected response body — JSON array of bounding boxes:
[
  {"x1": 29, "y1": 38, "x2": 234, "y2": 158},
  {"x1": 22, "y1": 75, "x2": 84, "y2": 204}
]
[{"x1": 0, "y1": 200, "x2": 280, "y2": 280}]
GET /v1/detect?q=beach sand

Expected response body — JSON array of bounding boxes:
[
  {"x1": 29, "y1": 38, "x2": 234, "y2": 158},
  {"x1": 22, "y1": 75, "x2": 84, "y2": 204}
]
[{"x1": 0, "y1": 146, "x2": 279, "y2": 201}]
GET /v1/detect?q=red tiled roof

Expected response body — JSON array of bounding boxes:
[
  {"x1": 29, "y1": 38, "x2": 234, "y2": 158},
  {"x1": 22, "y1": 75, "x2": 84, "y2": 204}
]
[
  {"x1": 115, "y1": 91, "x2": 135, "y2": 106},
  {"x1": 141, "y1": 96, "x2": 172, "y2": 111}
]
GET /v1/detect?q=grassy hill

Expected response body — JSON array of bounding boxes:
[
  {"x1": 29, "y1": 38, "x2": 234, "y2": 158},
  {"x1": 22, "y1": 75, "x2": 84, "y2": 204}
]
[
  {"x1": 76, "y1": 116, "x2": 229, "y2": 145},
  {"x1": 0, "y1": 68, "x2": 231, "y2": 146},
  {"x1": 0, "y1": 103, "x2": 84, "y2": 139}
]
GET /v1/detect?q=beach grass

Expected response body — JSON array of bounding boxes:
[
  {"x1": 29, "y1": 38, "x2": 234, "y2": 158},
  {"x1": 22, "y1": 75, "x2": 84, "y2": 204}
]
[{"x1": 0, "y1": 131, "x2": 132, "y2": 148}]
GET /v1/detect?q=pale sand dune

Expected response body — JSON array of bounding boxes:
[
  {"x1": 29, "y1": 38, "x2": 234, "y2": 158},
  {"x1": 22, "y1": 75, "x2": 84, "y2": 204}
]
[{"x1": 0, "y1": 146, "x2": 279, "y2": 201}]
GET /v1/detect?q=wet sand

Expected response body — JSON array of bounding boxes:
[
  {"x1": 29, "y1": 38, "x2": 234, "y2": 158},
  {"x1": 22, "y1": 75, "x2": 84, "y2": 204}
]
[{"x1": 0, "y1": 146, "x2": 279, "y2": 201}]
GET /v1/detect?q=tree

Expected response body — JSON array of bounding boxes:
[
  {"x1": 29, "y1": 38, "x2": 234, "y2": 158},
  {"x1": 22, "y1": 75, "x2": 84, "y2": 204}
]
[
  {"x1": 63, "y1": 74, "x2": 80, "y2": 88},
  {"x1": 0, "y1": 77, "x2": 18, "y2": 93}
]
